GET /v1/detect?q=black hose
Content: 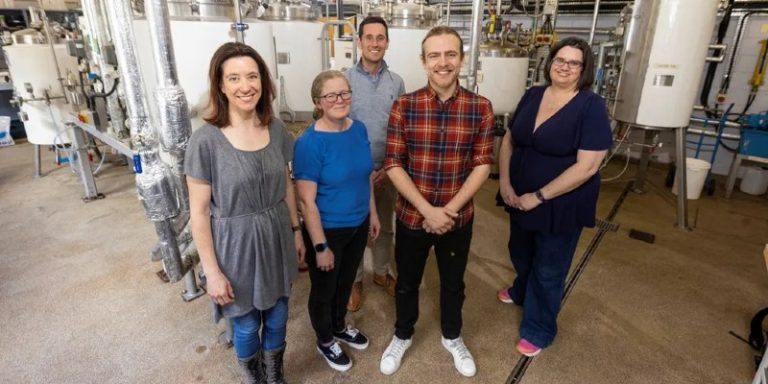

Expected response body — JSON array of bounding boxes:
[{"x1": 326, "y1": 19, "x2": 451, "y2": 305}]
[
  {"x1": 90, "y1": 76, "x2": 120, "y2": 99},
  {"x1": 700, "y1": 0, "x2": 735, "y2": 118}
]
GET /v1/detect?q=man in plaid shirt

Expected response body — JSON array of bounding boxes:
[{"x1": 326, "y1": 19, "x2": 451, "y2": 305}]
[{"x1": 378, "y1": 26, "x2": 495, "y2": 378}]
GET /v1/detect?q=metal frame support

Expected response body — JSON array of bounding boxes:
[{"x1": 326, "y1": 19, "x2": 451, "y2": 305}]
[
  {"x1": 69, "y1": 122, "x2": 104, "y2": 201},
  {"x1": 181, "y1": 267, "x2": 205, "y2": 302},
  {"x1": 632, "y1": 130, "x2": 656, "y2": 193},
  {"x1": 33, "y1": 144, "x2": 41, "y2": 178},
  {"x1": 674, "y1": 126, "x2": 689, "y2": 230}
]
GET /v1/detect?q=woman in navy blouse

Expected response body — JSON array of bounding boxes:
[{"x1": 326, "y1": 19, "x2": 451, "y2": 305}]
[{"x1": 496, "y1": 37, "x2": 613, "y2": 356}]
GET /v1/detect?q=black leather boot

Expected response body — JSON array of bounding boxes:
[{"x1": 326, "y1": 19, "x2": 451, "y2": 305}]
[
  {"x1": 239, "y1": 350, "x2": 266, "y2": 384},
  {"x1": 263, "y1": 346, "x2": 286, "y2": 384}
]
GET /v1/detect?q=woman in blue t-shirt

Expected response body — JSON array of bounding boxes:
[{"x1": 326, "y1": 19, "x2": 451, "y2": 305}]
[
  {"x1": 294, "y1": 70, "x2": 381, "y2": 372},
  {"x1": 496, "y1": 37, "x2": 613, "y2": 357}
]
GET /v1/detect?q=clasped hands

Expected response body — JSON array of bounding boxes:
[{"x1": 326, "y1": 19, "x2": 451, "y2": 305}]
[
  {"x1": 499, "y1": 182, "x2": 541, "y2": 212},
  {"x1": 422, "y1": 205, "x2": 458, "y2": 235}
]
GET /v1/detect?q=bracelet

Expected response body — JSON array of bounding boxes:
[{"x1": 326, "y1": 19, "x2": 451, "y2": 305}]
[
  {"x1": 534, "y1": 190, "x2": 547, "y2": 203},
  {"x1": 291, "y1": 225, "x2": 301, "y2": 232}
]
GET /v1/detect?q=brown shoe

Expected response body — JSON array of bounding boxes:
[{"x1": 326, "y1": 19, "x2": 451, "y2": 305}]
[
  {"x1": 347, "y1": 281, "x2": 362, "y2": 312},
  {"x1": 373, "y1": 273, "x2": 396, "y2": 297}
]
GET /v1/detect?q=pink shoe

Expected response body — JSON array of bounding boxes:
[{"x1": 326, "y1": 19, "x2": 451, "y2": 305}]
[
  {"x1": 497, "y1": 287, "x2": 514, "y2": 304},
  {"x1": 516, "y1": 338, "x2": 542, "y2": 357}
]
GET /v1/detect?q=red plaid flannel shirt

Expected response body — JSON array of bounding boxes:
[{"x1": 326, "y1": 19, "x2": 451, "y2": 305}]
[{"x1": 383, "y1": 85, "x2": 495, "y2": 230}]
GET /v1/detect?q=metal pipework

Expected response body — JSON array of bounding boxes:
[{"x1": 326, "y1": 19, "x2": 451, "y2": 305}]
[
  {"x1": 37, "y1": 1, "x2": 69, "y2": 105},
  {"x1": 321, "y1": 19, "x2": 357, "y2": 70},
  {"x1": 106, "y1": 0, "x2": 186, "y2": 282},
  {"x1": 588, "y1": 0, "x2": 601, "y2": 45},
  {"x1": 232, "y1": 0, "x2": 247, "y2": 43},
  {"x1": 466, "y1": 0, "x2": 483, "y2": 93},
  {"x1": 144, "y1": 0, "x2": 193, "y2": 256},
  {"x1": 82, "y1": 0, "x2": 128, "y2": 138}
]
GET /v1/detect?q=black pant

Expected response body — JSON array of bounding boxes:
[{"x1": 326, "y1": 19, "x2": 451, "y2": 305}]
[
  {"x1": 304, "y1": 217, "x2": 369, "y2": 344},
  {"x1": 394, "y1": 219, "x2": 473, "y2": 340}
]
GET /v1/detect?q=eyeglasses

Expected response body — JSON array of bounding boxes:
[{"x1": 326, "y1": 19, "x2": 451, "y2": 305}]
[
  {"x1": 319, "y1": 90, "x2": 353, "y2": 103},
  {"x1": 552, "y1": 57, "x2": 583, "y2": 69}
]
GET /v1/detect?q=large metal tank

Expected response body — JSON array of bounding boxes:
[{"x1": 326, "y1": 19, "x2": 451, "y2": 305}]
[
  {"x1": 4, "y1": 29, "x2": 79, "y2": 145},
  {"x1": 258, "y1": 1, "x2": 323, "y2": 117},
  {"x1": 132, "y1": 3, "x2": 277, "y2": 130},
  {"x1": 476, "y1": 41, "x2": 528, "y2": 115},
  {"x1": 368, "y1": 0, "x2": 441, "y2": 92},
  {"x1": 611, "y1": 0, "x2": 720, "y2": 128}
]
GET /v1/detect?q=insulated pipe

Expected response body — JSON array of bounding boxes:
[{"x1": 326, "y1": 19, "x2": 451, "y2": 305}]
[
  {"x1": 106, "y1": 0, "x2": 185, "y2": 282},
  {"x1": 81, "y1": 0, "x2": 127, "y2": 138},
  {"x1": 588, "y1": 0, "x2": 601, "y2": 45},
  {"x1": 466, "y1": 0, "x2": 483, "y2": 93},
  {"x1": 144, "y1": 0, "x2": 193, "y2": 252}
]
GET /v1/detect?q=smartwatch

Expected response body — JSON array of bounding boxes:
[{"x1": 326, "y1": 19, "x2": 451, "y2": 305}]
[
  {"x1": 314, "y1": 242, "x2": 329, "y2": 252},
  {"x1": 534, "y1": 190, "x2": 547, "y2": 203}
]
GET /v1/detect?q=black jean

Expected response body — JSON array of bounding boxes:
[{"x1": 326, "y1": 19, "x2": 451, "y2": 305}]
[
  {"x1": 304, "y1": 217, "x2": 369, "y2": 344},
  {"x1": 393, "y1": 219, "x2": 473, "y2": 340}
]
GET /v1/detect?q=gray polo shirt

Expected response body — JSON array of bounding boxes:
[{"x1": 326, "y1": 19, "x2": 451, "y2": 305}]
[{"x1": 345, "y1": 60, "x2": 405, "y2": 168}]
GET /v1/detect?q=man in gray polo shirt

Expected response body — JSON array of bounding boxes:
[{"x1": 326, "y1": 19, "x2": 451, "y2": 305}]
[{"x1": 345, "y1": 16, "x2": 405, "y2": 312}]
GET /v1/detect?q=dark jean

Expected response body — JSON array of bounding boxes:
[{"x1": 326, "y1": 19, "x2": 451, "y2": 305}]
[
  {"x1": 506, "y1": 218, "x2": 582, "y2": 348},
  {"x1": 304, "y1": 217, "x2": 369, "y2": 344},
  {"x1": 231, "y1": 296, "x2": 289, "y2": 360},
  {"x1": 393, "y1": 219, "x2": 473, "y2": 340}
]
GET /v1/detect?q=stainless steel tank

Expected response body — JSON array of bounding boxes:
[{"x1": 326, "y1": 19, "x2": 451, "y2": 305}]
[{"x1": 368, "y1": 1, "x2": 441, "y2": 92}]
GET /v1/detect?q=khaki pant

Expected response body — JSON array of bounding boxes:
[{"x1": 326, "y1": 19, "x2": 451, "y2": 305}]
[{"x1": 355, "y1": 181, "x2": 396, "y2": 282}]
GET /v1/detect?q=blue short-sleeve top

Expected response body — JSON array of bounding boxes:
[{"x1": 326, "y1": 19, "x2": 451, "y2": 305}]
[
  {"x1": 293, "y1": 119, "x2": 373, "y2": 229},
  {"x1": 501, "y1": 86, "x2": 612, "y2": 233}
]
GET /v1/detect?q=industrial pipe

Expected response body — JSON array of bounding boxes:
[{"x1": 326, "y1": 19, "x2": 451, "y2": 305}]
[
  {"x1": 106, "y1": 0, "x2": 186, "y2": 282},
  {"x1": 466, "y1": 0, "x2": 483, "y2": 92},
  {"x1": 588, "y1": 0, "x2": 601, "y2": 45}
]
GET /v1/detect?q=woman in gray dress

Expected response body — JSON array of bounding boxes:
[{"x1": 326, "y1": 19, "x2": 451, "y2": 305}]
[{"x1": 185, "y1": 42, "x2": 305, "y2": 384}]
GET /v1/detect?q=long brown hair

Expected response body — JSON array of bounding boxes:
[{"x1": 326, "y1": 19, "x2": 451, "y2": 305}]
[{"x1": 204, "y1": 42, "x2": 275, "y2": 127}]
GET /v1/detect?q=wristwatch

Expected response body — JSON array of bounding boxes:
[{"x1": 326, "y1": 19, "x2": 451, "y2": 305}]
[
  {"x1": 314, "y1": 242, "x2": 329, "y2": 252},
  {"x1": 534, "y1": 190, "x2": 547, "y2": 203}
]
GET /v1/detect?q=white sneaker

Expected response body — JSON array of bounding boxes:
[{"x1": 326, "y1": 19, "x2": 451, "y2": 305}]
[
  {"x1": 379, "y1": 335, "x2": 412, "y2": 375},
  {"x1": 442, "y1": 336, "x2": 476, "y2": 377}
]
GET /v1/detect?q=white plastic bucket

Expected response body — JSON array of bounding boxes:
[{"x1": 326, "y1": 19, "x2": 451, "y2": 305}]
[
  {"x1": 672, "y1": 157, "x2": 711, "y2": 200},
  {"x1": 740, "y1": 166, "x2": 768, "y2": 195}
]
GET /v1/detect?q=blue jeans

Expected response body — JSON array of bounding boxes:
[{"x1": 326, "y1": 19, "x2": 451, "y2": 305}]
[
  {"x1": 231, "y1": 297, "x2": 289, "y2": 360},
  {"x1": 507, "y1": 218, "x2": 581, "y2": 348}
]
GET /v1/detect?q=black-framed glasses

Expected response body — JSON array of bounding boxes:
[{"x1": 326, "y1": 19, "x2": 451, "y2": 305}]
[
  {"x1": 319, "y1": 90, "x2": 353, "y2": 103},
  {"x1": 552, "y1": 57, "x2": 583, "y2": 69}
]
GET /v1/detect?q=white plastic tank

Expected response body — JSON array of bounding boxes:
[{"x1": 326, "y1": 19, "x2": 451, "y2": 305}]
[
  {"x1": 611, "y1": 0, "x2": 720, "y2": 128},
  {"x1": 473, "y1": 42, "x2": 529, "y2": 115},
  {"x1": 265, "y1": 20, "x2": 325, "y2": 115},
  {"x1": 4, "y1": 44, "x2": 79, "y2": 145},
  {"x1": 132, "y1": 19, "x2": 277, "y2": 130},
  {"x1": 387, "y1": 28, "x2": 429, "y2": 92}
]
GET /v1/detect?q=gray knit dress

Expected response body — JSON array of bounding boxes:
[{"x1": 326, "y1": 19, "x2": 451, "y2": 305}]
[{"x1": 184, "y1": 120, "x2": 298, "y2": 322}]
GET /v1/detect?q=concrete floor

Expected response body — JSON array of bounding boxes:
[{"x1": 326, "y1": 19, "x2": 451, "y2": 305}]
[{"x1": 1, "y1": 140, "x2": 767, "y2": 384}]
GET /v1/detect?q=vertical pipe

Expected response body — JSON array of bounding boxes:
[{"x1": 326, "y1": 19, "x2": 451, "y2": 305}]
[
  {"x1": 106, "y1": 0, "x2": 185, "y2": 282},
  {"x1": 495, "y1": 0, "x2": 501, "y2": 16},
  {"x1": 588, "y1": 0, "x2": 601, "y2": 46},
  {"x1": 36, "y1": 2, "x2": 69, "y2": 104},
  {"x1": 81, "y1": 0, "x2": 127, "y2": 138},
  {"x1": 446, "y1": 0, "x2": 452, "y2": 24},
  {"x1": 675, "y1": 126, "x2": 689, "y2": 230},
  {"x1": 233, "y1": 0, "x2": 245, "y2": 43},
  {"x1": 466, "y1": 0, "x2": 483, "y2": 92}
]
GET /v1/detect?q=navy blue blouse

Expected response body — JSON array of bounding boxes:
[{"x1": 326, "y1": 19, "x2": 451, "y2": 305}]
[{"x1": 500, "y1": 86, "x2": 612, "y2": 233}]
